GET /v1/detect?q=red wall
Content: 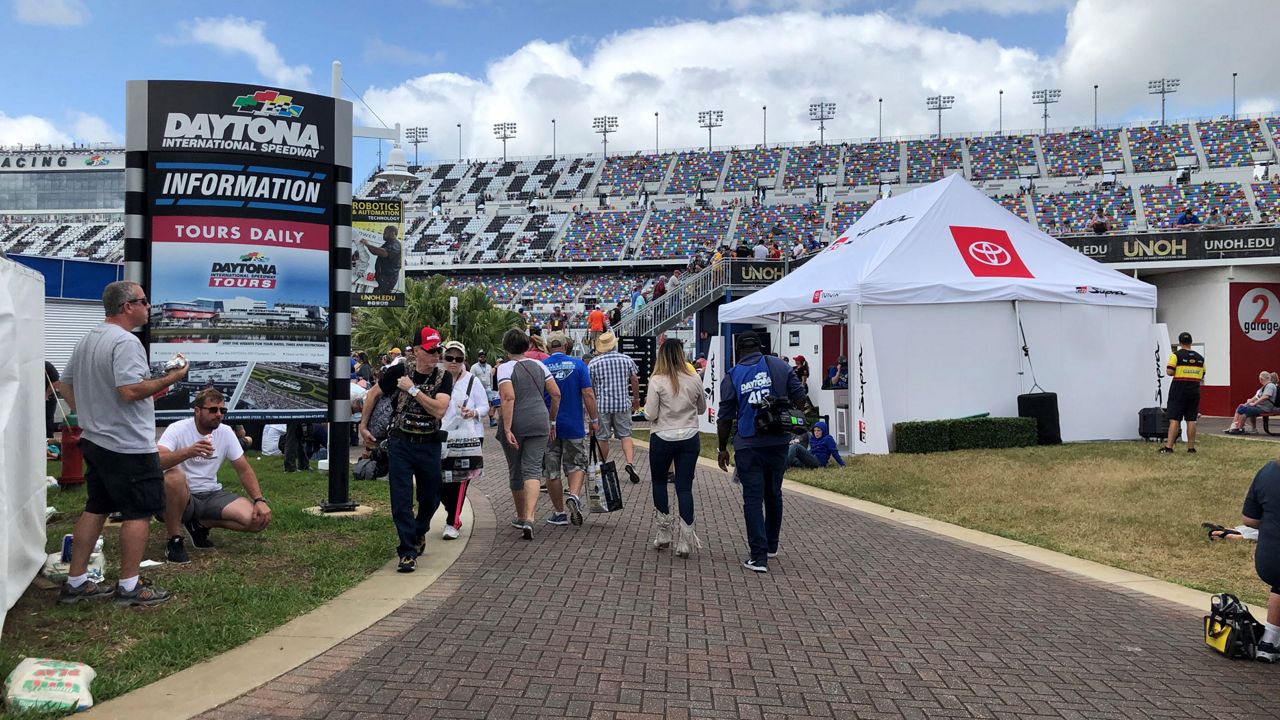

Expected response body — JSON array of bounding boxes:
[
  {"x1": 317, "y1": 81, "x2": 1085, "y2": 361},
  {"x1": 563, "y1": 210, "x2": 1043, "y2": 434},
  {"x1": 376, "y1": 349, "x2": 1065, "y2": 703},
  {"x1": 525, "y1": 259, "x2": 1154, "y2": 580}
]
[{"x1": 1226, "y1": 282, "x2": 1280, "y2": 416}]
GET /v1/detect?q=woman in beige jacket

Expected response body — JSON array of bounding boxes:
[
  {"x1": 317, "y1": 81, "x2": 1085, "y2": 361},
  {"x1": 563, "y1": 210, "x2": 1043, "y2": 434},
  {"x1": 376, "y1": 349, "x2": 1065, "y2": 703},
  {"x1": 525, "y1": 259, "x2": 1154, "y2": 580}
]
[{"x1": 644, "y1": 338, "x2": 708, "y2": 557}]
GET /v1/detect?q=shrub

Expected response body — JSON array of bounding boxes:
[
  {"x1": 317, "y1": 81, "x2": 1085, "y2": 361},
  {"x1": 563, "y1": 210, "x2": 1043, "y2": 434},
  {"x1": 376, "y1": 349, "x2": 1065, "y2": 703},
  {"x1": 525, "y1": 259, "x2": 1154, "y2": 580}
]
[{"x1": 894, "y1": 417, "x2": 1036, "y2": 453}]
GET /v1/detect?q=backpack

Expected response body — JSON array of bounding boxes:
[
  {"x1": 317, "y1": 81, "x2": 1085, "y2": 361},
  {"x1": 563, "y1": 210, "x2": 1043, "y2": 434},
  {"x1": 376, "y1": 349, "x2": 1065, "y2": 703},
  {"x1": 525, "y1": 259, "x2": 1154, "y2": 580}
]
[
  {"x1": 367, "y1": 393, "x2": 394, "y2": 441},
  {"x1": 352, "y1": 443, "x2": 389, "y2": 480},
  {"x1": 1204, "y1": 593, "x2": 1265, "y2": 659}
]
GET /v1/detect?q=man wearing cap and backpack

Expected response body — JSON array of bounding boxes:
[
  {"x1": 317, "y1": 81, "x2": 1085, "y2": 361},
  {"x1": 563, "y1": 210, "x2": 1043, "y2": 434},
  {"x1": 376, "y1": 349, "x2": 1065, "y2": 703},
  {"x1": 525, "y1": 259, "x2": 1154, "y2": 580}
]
[{"x1": 359, "y1": 327, "x2": 453, "y2": 573}]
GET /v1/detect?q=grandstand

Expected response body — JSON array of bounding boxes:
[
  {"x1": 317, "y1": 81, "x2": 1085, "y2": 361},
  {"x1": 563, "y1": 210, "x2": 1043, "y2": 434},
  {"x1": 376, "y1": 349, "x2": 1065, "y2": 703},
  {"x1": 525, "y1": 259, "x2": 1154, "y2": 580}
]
[{"x1": 7, "y1": 112, "x2": 1280, "y2": 333}]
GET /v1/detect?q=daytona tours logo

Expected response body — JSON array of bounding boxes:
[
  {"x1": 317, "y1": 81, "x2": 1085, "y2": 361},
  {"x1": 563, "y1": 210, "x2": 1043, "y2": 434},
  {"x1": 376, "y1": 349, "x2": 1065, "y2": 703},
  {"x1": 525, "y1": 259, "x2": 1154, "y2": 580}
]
[
  {"x1": 210, "y1": 254, "x2": 277, "y2": 289},
  {"x1": 160, "y1": 89, "x2": 321, "y2": 159}
]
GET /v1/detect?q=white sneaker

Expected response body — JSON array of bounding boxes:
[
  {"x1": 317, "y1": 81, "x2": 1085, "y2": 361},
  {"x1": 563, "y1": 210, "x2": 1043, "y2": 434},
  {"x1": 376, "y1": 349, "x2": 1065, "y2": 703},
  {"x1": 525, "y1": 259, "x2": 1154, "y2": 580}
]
[
  {"x1": 653, "y1": 511, "x2": 673, "y2": 550},
  {"x1": 442, "y1": 525, "x2": 460, "y2": 540}
]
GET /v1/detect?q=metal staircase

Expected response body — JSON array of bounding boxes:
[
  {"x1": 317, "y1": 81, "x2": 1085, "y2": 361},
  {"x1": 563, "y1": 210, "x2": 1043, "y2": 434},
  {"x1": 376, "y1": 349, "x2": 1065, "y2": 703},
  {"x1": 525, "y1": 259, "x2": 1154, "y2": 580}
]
[{"x1": 614, "y1": 258, "x2": 791, "y2": 338}]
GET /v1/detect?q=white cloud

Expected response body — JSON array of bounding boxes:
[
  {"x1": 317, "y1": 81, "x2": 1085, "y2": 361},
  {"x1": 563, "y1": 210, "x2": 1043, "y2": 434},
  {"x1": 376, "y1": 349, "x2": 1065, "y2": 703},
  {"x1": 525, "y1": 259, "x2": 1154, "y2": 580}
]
[
  {"x1": 717, "y1": 0, "x2": 858, "y2": 11},
  {"x1": 1058, "y1": 0, "x2": 1280, "y2": 120},
  {"x1": 13, "y1": 0, "x2": 87, "y2": 26},
  {"x1": 0, "y1": 113, "x2": 71, "y2": 147},
  {"x1": 912, "y1": 0, "x2": 1070, "y2": 16},
  {"x1": 364, "y1": 38, "x2": 445, "y2": 67},
  {"x1": 180, "y1": 16, "x2": 312, "y2": 90},
  {"x1": 353, "y1": 3, "x2": 1278, "y2": 165},
  {"x1": 69, "y1": 112, "x2": 121, "y2": 144},
  {"x1": 0, "y1": 111, "x2": 121, "y2": 148}
]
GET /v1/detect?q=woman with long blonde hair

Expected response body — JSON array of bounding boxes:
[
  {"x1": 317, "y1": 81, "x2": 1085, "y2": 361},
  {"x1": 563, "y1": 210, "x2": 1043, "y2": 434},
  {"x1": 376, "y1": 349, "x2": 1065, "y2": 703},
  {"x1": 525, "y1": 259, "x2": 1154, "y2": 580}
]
[{"x1": 644, "y1": 338, "x2": 707, "y2": 557}]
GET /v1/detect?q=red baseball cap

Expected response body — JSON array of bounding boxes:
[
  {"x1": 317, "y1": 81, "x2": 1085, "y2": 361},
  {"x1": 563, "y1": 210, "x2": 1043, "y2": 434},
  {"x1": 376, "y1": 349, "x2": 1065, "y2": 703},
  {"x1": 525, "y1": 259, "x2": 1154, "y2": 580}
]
[
  {"x1": 793, "y1": 355, "x2": 806, "y2": 363},
  {"x1": 415, "y1": 326, "x2": 442, "y2": 351}
]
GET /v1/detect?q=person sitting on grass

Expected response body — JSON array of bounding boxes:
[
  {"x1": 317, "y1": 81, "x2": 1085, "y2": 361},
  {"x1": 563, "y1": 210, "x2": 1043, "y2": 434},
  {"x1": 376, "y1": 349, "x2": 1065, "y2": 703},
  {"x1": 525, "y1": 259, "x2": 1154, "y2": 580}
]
[
  {"x1": 1202, "y1": 522, "x2": 1258, "y2": 541},
  {"x1": 1226, "y1": 371, "x2": 1278, "y2": 435},
  {"x1": 1241, "y1": 457, "x2": 1280, "y2": 662},
  {"x1": 787, "y1": 420, "x2": 845, "y2": 469},
  {"x1": 157, "y1": 388, "x2": 272, "y2": 564}
]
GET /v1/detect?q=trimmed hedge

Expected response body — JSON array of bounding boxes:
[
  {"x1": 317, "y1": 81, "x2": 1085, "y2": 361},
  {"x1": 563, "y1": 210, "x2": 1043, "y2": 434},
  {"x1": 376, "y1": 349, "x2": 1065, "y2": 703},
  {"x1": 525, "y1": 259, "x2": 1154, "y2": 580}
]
[{"x1": 894, "y1": 416, "x2": 1037, "y2": 454}]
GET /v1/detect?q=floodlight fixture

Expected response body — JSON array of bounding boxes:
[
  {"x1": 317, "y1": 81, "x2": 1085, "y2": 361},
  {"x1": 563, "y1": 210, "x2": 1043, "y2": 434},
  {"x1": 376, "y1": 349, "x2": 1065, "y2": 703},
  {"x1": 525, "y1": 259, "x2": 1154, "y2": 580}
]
[
  {"x1": 404, "y1": 126, "x2": 428, "y2": 167},
  {"x1": 1031, "y1": 88, "x2": 1061, "y2": 135},
  {"x1": 925, "y1": 95, "x2": 955, "y2": 138},
  {"x1": 1148, "y1": 78, "x2": 1180, "y2": 125},
  {"x1": 807, "y1": 101, "x2": 836, "y2": 144},
  {"x1": 493, "y1": 122, "x2": 517, "y2": 162},
  {"x1": 698, "y1": 110, "x2": 724, "y2": 151},
  {"x1": 593, "y1": 115, "x2": 618, "y2": 158}
]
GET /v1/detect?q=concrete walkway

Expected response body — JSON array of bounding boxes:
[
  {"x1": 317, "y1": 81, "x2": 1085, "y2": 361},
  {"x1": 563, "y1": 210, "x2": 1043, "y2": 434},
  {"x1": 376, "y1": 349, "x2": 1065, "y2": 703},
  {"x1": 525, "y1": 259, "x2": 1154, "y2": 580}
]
[{"x1": 172, "y1": 442, "x2": 1278, "y2": 719}]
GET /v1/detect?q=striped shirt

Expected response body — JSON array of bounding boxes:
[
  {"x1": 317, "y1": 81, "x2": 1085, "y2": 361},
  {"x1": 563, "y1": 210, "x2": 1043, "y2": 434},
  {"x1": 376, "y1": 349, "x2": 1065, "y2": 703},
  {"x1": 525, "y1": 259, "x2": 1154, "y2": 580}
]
[{"x1": 588, "y1": 350, "x2": 638, "y2": 413}]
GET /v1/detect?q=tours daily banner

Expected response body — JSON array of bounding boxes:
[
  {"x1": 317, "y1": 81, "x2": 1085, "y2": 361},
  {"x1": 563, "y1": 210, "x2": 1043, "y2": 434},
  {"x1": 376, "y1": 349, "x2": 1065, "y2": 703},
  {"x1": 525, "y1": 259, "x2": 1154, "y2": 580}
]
[
  {"x1": 130, "y1": 80, "x2": 340, "y2": 420},
  {"x1": 351, "y1": 198, "x2": 405, "y2": 307}
]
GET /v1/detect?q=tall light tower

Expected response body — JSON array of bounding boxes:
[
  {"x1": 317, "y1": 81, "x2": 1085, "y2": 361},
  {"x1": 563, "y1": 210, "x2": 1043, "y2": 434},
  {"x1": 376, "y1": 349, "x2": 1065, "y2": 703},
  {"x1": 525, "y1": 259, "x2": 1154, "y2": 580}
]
[
  {"x1": 404, "y1": 126, "x2": 428, "y2": 167},
  {"x1": 493, "y1": 122, "x2": 516, "y2": 162},
  {"x1": 808, "y1": 101, "x2": 836, "y2": 145},
  {"x1": 698, "y1": 109, "x2": 724, "y2": 152},
  {"x1": 1148, "y1": 78, "x2": 1180, "y2": 126},
  {"x1": 1031, "y1": 88, "x2": 1061, "y2": 135},
  {"x1": 926, "y1": 95, "x2": 955, "y2": 138},
  {"x1": 593, "y1": 115, "x2": 618, "y2": 159}
]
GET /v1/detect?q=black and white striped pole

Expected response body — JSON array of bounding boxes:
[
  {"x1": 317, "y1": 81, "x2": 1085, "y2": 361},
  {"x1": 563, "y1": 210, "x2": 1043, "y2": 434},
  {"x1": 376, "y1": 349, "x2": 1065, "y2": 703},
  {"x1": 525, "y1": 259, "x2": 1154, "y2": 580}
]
[{"x1": 322, "y1": 91, "x2": 357, "y2": 512}]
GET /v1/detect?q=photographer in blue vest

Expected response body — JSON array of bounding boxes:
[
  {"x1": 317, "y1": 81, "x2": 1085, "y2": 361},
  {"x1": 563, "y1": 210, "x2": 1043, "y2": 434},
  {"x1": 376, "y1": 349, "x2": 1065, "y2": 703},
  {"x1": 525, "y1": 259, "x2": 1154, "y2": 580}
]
[{"x1": 717, "y1": 331, "x2": 809, "y2": 573}]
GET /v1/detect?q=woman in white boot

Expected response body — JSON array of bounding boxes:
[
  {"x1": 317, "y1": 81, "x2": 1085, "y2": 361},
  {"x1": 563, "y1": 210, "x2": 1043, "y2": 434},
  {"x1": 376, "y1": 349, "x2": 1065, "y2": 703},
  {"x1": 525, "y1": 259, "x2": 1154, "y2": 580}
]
[{"x1": 644, "y1": 338, "x2": 707, "y2": 557}]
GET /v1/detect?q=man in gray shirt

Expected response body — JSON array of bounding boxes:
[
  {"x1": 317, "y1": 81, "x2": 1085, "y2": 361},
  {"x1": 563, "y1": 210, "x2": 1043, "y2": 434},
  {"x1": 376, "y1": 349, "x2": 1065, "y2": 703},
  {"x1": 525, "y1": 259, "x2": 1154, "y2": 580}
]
[{"x1": 57, "y1": 280, "x2": 188, "y2": 607}]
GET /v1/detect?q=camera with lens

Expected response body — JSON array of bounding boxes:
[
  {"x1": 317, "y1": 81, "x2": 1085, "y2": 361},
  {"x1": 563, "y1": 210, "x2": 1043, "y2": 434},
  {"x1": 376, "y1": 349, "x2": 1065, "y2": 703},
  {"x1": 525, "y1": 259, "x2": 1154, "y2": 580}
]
[{"x1": 752, "y1": 394, "x2": 809, "y2": 435}]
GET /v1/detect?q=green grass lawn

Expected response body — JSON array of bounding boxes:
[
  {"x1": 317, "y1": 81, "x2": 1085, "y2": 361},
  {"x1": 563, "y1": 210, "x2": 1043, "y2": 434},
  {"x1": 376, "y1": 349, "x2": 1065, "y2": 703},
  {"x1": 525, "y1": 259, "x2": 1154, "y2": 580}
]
[
  {"x1": 1, "y1": 454, "x2": 395, "y2": 716},
  {"x1": 635, "y1": 429, "x2": 1276, "y2": 606}
]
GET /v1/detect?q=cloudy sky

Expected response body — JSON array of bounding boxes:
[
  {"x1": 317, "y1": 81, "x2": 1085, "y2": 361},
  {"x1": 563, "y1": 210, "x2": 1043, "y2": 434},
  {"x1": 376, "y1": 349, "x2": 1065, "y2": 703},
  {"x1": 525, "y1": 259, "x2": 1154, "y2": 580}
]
[{"x1": 3, "y1": 0, "x2": 1277, "y2": 180}]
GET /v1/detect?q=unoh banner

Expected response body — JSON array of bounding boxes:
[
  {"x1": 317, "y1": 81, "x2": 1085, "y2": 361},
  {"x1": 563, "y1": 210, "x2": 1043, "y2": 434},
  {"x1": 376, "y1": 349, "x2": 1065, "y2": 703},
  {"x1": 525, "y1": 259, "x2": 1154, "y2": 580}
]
[
  {"x1": 351, "y1": 198, "x2": 405, "y2": 307},
  {"x1": 129, "y1": 80, "x2": 339, "y2": 421}
]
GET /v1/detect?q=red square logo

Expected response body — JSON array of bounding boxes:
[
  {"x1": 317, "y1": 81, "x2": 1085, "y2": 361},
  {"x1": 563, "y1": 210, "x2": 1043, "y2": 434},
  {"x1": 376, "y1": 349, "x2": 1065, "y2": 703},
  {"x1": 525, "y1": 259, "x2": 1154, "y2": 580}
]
[
  {"x1": 950, "y1": 226, "x2": 1034, "y2": 278},
  {"x1": 812, "y1": 290, "x2": 822, "y2": 303}
]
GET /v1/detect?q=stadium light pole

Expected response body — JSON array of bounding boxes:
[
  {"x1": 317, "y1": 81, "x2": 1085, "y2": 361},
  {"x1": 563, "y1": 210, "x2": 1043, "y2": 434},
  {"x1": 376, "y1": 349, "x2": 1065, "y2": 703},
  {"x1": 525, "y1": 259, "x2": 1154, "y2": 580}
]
[
  {"x1": 878, "y1": 98, "x2": 883, "y2": 140},
  {"x1": 808, "y1": 101, "x2": 836, "y2": 145},
  {"x1": 762, "y1": 105, "x2": 767, "y2": 148},
  {"x1": 1031, "y1": 88, "x2": 1061, "y2": 135},
  {"x1": 1148, "y1": 78, "x2": 1179, "y2": 125},
  {"x1": 1093, "y1": 84, "x2": 1098, "y2": 129},
  {"x1": 493, "y1": 122, "x2": 516, "y2": 162},
  {"x1": 456, "y1": 123, "x2": 462, "y2": 162},
  {"x1": 551, "y1": 118, "x2": 556, "y2": 157},
  {"x1": 1232, "y1": 72, "x2": 1238, "y2": 121},
  {"x1": 698, "y1": 110, "x2": 724, "y2": 152},
  {"x1": 654, "y1": 112, "x2": 659, "y2": 155},
  {"x1": 998, "y1": 89, "x2": 1003, "y2": 135},
  {"x1": 925, "y1": 95, "x2": 954, "y2": 138},
  {"x1": 593, "y1": 115, "x2": 618, "y2": 159},
  {"x1": 404, "y1": 126, "x2": 427, "y2": 167}
]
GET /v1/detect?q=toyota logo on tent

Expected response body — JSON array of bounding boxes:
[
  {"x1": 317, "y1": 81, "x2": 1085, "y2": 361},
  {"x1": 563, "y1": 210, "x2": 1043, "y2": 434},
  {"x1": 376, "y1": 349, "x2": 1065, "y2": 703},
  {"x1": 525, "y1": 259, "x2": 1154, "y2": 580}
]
[
  {"x1": 968, "y1": 241, "x2": 1011, "y2": 266},
  {"x1": 951, "y1": 226, "x2": 1034, "y2": 278}
]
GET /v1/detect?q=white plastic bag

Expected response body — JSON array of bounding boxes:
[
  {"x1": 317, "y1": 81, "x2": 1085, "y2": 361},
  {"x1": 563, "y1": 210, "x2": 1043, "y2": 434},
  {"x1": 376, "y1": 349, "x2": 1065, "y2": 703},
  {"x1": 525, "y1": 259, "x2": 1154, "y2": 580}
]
[{"x1": 4, "y1": 658, "x2": 96, "y2": 713}]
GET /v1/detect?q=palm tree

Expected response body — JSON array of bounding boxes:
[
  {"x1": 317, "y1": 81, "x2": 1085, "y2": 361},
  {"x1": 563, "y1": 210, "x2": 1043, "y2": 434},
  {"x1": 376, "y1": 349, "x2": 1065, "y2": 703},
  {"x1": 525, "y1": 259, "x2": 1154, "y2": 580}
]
[{"x1": 353, "y1": 275, "x2": 521, "y2": 361}]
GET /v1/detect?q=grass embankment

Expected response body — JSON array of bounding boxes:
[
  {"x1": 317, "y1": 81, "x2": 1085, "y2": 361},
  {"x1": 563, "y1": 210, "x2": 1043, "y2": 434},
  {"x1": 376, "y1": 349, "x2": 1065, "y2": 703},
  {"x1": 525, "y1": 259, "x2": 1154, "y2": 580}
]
[
  {"x1": 1, "y1": 455, "x2": 394, "y2": 716},
  {"x1": 635, "y1": 429, "x2": 1274, "y2": 605}
]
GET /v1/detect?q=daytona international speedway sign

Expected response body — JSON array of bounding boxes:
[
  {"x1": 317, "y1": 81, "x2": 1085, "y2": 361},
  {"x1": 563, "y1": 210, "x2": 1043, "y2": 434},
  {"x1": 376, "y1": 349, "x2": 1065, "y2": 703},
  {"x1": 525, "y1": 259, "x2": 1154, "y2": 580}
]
[{"x1": 127, "y1": 79, "x2": 352, "y2": 422}]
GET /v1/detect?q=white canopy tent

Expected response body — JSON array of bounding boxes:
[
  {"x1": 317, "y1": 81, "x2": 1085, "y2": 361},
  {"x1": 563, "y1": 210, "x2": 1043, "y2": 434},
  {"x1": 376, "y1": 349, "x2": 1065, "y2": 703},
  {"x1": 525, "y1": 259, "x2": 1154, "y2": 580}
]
[{"x1": 719, "y1": 175, "x2": 1167, "y2": 452}]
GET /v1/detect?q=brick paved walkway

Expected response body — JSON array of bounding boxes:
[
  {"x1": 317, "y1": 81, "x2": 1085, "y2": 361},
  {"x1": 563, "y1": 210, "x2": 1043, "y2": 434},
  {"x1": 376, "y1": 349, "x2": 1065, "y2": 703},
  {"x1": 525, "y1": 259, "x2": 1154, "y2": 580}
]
[{"x1": 199, "y1": 444, "x2": 1279, "y2": 719}]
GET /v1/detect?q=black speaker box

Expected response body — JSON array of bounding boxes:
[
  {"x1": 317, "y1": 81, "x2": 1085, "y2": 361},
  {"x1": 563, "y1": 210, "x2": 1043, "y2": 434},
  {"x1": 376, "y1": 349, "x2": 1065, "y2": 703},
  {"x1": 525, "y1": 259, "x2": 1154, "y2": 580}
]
[{"x1": 1017, "y1": 392, "x2": 1062, "y2": 445}]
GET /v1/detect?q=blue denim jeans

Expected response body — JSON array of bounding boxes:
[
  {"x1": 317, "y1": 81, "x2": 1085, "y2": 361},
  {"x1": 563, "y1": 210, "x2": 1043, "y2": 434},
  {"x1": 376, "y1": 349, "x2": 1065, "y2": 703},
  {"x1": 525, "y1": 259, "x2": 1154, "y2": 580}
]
[
  {"x1": 388, "y1": 437, "x2": 443, "y2": 558},
  {"x1": 736, "y1": 444, "x2": 787, "y2": 565},
  {"x1": 787, "y1": 443, "x2": 819, "y2": 469},
  {"x1": 648, "y1": 435, "x2": 699, "y2": 525}
]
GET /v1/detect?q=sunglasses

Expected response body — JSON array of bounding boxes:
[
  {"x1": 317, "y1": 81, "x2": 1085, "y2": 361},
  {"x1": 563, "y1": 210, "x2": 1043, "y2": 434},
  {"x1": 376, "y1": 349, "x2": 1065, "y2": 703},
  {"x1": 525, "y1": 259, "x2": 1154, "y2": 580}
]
[
  {"x1": 198, "y1": 406, "x2": 227, "y2": 415},
  {"x1": 443, "y1": 355, "x2": 464, "y2": 362},
  {"x1": 125, "y1": 297, "x2": 150, "y2": 306}
]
